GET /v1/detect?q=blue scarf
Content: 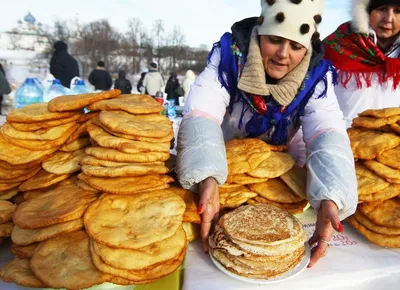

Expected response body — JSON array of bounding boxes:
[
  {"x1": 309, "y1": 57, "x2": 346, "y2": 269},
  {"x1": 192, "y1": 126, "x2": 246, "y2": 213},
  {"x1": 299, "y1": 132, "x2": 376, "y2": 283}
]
[{"x1": 208, "y1": 33, "x2": 338, "y2": 145}]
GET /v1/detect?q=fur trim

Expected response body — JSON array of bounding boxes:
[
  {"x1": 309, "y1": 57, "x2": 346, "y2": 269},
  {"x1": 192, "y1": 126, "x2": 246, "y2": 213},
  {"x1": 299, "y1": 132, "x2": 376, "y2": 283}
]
[{"x1": 351, "y1": 0, "x2": 370, "y2": 34}]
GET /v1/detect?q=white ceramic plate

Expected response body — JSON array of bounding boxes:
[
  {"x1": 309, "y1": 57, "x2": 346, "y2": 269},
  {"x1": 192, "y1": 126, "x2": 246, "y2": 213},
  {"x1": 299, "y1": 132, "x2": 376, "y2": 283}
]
[{"x1": 209, "y1": 243, "x2": 311, "y2": 284}]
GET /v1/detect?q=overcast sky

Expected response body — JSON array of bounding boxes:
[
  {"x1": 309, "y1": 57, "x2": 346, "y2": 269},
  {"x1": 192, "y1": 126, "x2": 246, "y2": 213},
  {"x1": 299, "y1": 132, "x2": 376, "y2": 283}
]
[{"x1": 0, "y1": 0, "x2": 351, "y2": 49}]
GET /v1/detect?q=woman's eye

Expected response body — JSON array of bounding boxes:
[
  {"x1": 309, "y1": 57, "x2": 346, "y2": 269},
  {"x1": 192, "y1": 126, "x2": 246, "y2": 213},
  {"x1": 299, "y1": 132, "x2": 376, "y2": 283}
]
[
  {"x1": 394, "y1": 8, "x2": 400, "y2": 14},
  {"x1": 268, "y1": 37, "x2": 281, "y2": 44},
  {"x1": 290, "y1": 44, "x2": 302, "y2": 51},
  {"x1": 378, "y1": 6, "x2": 388, "y2": 12}
]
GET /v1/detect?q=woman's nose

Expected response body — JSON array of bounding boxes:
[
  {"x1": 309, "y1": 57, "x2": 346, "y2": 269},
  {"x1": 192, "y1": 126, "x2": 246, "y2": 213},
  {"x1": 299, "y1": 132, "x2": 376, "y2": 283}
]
[{"x1": 277, "y1": 44, "x2": 289, "y2": 59}]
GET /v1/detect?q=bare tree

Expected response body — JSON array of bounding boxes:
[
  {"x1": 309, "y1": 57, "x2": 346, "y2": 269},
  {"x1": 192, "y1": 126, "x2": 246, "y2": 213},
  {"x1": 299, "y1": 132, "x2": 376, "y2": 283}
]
[
  {"x1": 74, "y1": 20, "x2": 122, "y2": 76},
  {"x1": 152, "y1": 19, "x2": 165, "y2": 71},
  {"x1": 8, "y1": 31, "x2": 22, "y2": 50},
  {"x1": 126, "y1": 18, "x2": 146, "y2": 74},
  {"x1": 168, "y1": 26, "x2": 186, "y2": 70}
]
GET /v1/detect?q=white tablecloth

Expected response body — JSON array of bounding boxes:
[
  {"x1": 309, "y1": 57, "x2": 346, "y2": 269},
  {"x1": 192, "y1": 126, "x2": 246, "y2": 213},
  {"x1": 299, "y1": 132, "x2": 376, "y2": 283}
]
[
  {"x1": 0, "y1": 115, "x2": 5, "y2": 126},
  {"x1": 183, "y1": 209, "x2": 400, "y2": 290}
]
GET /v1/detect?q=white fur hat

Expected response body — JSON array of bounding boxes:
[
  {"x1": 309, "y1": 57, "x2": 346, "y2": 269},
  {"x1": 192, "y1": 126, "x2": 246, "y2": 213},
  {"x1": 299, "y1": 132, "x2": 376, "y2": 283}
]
[
  {"x1": 257, "y1": 0, "x2": 325, "y2": 48},
  {"x1": 351, "y1": 0, "x2": 400, "y2": 34}
]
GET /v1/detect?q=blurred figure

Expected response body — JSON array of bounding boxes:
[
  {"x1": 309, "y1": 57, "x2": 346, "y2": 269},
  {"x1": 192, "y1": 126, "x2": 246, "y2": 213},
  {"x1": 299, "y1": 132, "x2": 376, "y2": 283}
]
[
  {"x1": 50, "y1": 41, "x2": 79, "y2": 88},
  {"x1": 143, "y1": 62, "x2": 164, "y2": 97},
  {"x1": 0, "y1": 63, "x2": 11, "y2": 115},
  {"x1": 165, "y1": 71, "x2": 181, "y2": 103},
  {"x1": 182, "y1": 70, "x2": 196, "y2": 102},
  {"x1": 114, "y1": 70, "x2": 132, "y2": 94},
  {"x1": 89, "y1": 61, "x2": 113, "y2": 91},
  {"x1": 137, "y1": 72, "x2": 147, "y2": 93}
]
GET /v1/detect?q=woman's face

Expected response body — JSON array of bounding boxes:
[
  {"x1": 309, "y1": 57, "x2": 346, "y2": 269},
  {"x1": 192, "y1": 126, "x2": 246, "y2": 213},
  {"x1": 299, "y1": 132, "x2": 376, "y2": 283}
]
[
  {"x1": 370, "y1": 5, "x2": 400, "y2": 40},
  {"x1": 259, "y1": 35, "x2": 307, "y2": 80}
]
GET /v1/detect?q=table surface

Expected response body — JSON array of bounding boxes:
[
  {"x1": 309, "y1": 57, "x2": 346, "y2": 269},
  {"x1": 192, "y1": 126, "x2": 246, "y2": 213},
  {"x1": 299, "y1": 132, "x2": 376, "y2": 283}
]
[{"x1": 183, "y1": 209, "x2": 400, "y2": 290}]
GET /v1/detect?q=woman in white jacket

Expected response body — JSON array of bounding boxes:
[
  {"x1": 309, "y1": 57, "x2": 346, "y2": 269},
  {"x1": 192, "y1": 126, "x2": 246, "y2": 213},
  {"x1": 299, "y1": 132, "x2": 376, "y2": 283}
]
[
  {"x1": 324, "y1": 0, "x2": 400, "y2": 127},
  {"x1": 177, "y1": 0, "x2": 357, "y2": 267}
]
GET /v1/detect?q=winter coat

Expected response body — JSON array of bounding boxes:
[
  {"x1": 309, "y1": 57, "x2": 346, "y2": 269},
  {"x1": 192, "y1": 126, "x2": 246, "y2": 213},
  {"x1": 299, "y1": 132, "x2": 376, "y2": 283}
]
[
  {"x1": 143, "y1": 70, "x2": 164, "y2": 96},
  {"x1": 89, "y1": 69, "x2": 113, "y2": 91},
  {"x1": 178, "y1": 18, "x2": 357, "y2": 221},
  {"x1": 50, "y1": 50, "x2": 79, "y2": 88},
  {"x1": 332, "y1": 30, "x2": 400, "y2": 128},
  {"x1": 165, "y1": 78, "x2": 181, "y2": 101},
  {"x1": 182, "y1": 70, "x2": 196, "y2": 102},
  {"x1": 114, "y1": 71, "x2": 132, "y2": 94}
]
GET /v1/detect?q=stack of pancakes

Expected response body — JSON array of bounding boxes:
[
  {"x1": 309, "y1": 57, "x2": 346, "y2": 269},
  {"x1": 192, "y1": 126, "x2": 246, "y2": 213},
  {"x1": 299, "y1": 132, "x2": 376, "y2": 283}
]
[
  {"x1": 77, "y1": 94, "x2": 174, "y2": 194},
  {"x1": 0, "y1": 200, "x2": 16, "y2": 243},
  {"x1": 347, "y1": 107, "x2": 400, "y2": 248},
  {"x1": 85, "y1": 191, "x2": 187, "y2": 284},
  {"x1": 0, "y1": 92, "x2": 197, "y2": 288},
  {"x1": 222, "y1": 138, "x2": 308, "y2": 214},
  {"x1": 209, "y1": 204, "x2": 307, "y2": 279}
]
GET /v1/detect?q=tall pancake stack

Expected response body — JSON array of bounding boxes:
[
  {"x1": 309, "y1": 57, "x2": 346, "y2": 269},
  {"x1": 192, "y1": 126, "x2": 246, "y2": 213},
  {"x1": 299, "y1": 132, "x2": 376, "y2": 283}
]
[
  {"x1": 222, "y1": 138, "x2": 308, "y2": 215},
  {"x1": 0, "y1": 91, "x2": 195, "y2": 288},
  {"x1": 77, "y1": 94, "x2": 174, "y2": 194},
  {"x1": 209, "y1": 204, "x2": 307, "y2": 279},
  {"x1": 347, "y1": 108, "x2": 400, "y2": 248}
]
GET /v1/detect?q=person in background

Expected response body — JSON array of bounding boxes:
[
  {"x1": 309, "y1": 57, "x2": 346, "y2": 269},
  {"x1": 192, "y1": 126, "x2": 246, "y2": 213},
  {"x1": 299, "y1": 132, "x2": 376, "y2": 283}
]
[
  {"x1": 165, "y1": 71, "x2": 181, "y2": 103},
  {"x1": 324, "y1": 0, "x2": 400, "y2": 127},
  {"x1": 114, "y1": 70, "x2": 132, "y2": 94},
  {"x1": 182, "y1": 70, "x2": 196, "y2": 103},
  {"x1": 88, "y1": 61, "x2": 113, "y2": 91},
  {"x1": 50, "y1": 41, "x2": 79, "y2": 88},
  {"x1": 143, "y1": 62, "x2": 165, "y2": 97},
  {"x1": 0, "y1": 64, "x2": 11, "y2": 115},
  {"x1": 177, "y1": 0, "x2": 357, "y2": 267},
  {"x1": 137, "y1": 72, "x2": 147, "y2": 93}
]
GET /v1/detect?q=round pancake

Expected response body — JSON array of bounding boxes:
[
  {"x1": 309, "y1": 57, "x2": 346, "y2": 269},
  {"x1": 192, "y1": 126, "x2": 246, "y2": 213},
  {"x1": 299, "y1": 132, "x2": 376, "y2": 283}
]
[
  {"x1": 363, "y1": 159, "x2": 400, "y2": 181},
  {"x1": 87, "y1": 123, "x2": 170, "y2": 153},
  {"x1": 247, "y1": 151, "x2": 295, "y2": 179},
  {"x1": 94, "y1": 226, "x2": 186, "y2": 270},
  {"x1": 377, "y1": 146, "x2": 400, "y2": 169},
  {"x1": 9, "y1": 114, "x2": 81, "y2": 131},
  {"x1": 226, "y1": 138, "x2": 271, "y2": 175},
  {"x1": 85, "y1": 147, "x2": 170, "y2": 163},
  {"x1": 48, "y1": 89, "x2": 121, "y2": 112},
  {"x1": 59, "y1": 137, "x2": 90, "y2": 152},
  {"x1": 358, "y1": 198, "x2": 400, "y2": 228},
  {"x1": 99, "y1": 111, "x2": 172, "y2": 138},
  {"x1": 249, "y1": 179, "x2": 303, "y2": 203},
  {"x1": 347, "y1": 128, "x2": 400, "y2": 160},
  {"x1": 11, "y1": 243, "x2": 38, "y2": 259},
  {"x1": 19, "y1": 169, "x2": 71, "y2": 192},
  {"x1": 90, "y1": 240, "x2": 185, "y2": 283},
  {"x1": 165, "y1": 186, "x2": 200, "y2": 224},
  {"x1": 221, "y1": 204, "x2": 305, "y2": 247},
  {"x1": 0, "y1": 200, "x2": 17, "y2": 223},
  {"x1": 1, "y1": 121, "x2": 78, "y2": 141},
  {"x1": 6, "y1": 103, "x2": 78, "y2": 122},
  {"x1": 11, "y1": 219, "x2": 84, "y2": 246},
  {"x1": 355, "y1": 163, "x2": 390, "y2": 195},
  {"x1": 226, "y1": 174, "x2": 268, "y2": 185},
  {"x1": 347, "y1": 216, "x2": 400, "y2": 248},
  {"x1": 84, "y1": 191, "x2": 185, "y2": 249},
  {"x1": 0, "y1": 258, "x2": 46, "y2": 288},
  {"x1": 360, "y1": 108, "x2": 400, "y2": 118},
  {"x1": 0, "y1": 182, "x2": 21, "y2": 192},
  {"x1": 81, "y1": 163, "x2": 169, "y2": 177},
  {"x1": 31, "y1": 230, "x2": 110, "y2": 289},
  {"x1": 87, "y1": 94, "x2": 164, "y2": 114},
  {"x1": 253, "y1": 196, "x2": 309, "y2": 215},
  {"x1": 0, "y1": 133, "x2": 57, "y2": 165},
  {"x1": 352, "y1": 115, "x2": 400, "y2": 129},
  {"x1": 42, "y1": 149, "x2": 86, "y2": 175},
  {"x1": 279, "y1": 166, "x2": 308, "y2": 200},
  {"x1": 353, "y1": 211, "x2": 400, "y2": 235},
  {"x1": 358, "y1": 184, "x2": 400, "y2": 202},
  {"x1": 0, "y1": 188, "x2": 19, "y2": 200},
  {"x1": 0, "y1": 222, "x2": 14, "y2": 237},
  {"x1": 77, "y1": 173, "x2": 173, "y2": 195},
  {"x1": 80, "y1": 155, "x2": 164, "y2": 167},
  {"x1": 13, "y1": 183, "x2": 97, "y2": 229}
]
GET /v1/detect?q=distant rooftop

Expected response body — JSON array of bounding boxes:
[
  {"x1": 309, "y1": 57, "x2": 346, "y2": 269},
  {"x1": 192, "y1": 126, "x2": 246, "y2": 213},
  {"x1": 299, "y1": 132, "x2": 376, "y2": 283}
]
[{"x1": 23, "y1": 12, "x2": 36, "y2": 24}]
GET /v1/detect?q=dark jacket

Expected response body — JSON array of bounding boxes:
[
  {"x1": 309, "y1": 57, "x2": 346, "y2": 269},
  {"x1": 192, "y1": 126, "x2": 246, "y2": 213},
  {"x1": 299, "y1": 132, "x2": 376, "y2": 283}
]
[
  {"x1": 50, "y1": 42, "x2": 79, "y2": 88},
  {"x1": 88, "y1": 68, "x2": 113, "y2": 91},
  {"x1": 165, "y1": 73, "x2": 180, "y2": 101},
  {"x1": 114, "y1": 71, "x2": 132, "y2": 94}
]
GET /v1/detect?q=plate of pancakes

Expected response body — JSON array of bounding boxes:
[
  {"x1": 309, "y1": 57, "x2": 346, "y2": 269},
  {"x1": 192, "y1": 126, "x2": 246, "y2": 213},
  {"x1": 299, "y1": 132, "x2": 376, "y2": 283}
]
[{"x1": 209, "y1": 204, "x2": 311, "y2": 284}]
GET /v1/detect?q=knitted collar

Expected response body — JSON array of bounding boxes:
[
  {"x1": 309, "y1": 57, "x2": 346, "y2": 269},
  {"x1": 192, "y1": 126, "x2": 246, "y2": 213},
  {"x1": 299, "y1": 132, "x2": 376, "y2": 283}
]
[{"x1": 237, "y1": 27, "x2": 311, "y2": 107}]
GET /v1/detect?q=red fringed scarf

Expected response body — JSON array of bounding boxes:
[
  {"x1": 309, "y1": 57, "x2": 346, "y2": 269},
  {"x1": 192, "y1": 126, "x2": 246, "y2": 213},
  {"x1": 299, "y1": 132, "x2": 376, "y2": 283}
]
[{"x1": 323, "y1": 22, "x2": 400, "y2": 89}]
